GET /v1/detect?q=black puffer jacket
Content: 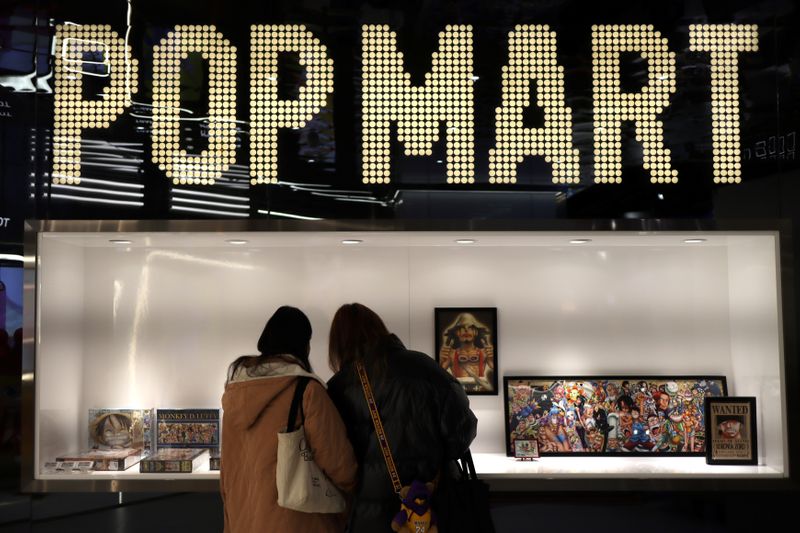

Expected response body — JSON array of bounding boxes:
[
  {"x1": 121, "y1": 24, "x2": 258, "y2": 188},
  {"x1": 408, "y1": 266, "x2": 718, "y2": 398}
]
[{"x1": 327, "y1": 334, "x2": 478, "y2": 533}]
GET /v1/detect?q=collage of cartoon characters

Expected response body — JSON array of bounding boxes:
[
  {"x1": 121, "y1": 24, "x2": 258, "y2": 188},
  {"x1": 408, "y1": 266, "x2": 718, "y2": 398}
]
[
  {"x1": 505, "y1": 377, "x2": 727, "y2": 455},
  {"x1": 157, "y1": 422, "x2": 219, "y2": 447}
]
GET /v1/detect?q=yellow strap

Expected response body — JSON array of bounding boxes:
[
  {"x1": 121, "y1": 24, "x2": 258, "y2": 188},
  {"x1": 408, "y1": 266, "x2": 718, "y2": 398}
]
[{"x1": 356, "y1": 361, "x2": 403, "y2": 494}]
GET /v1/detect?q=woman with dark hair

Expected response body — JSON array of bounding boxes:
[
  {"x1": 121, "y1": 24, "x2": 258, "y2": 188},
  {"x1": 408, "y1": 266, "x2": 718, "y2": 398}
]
[
  {"x1": 327, "y1": 303, "x2": 478, "y2": 533},
  {"x1": 221, "y1": 306, "x2": 357, "y2": 533}
]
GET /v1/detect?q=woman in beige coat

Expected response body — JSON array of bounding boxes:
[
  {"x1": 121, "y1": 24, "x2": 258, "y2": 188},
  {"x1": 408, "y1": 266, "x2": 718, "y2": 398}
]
[{"x1": 221, "y1": 306, "x2": 358, "y2": 533}]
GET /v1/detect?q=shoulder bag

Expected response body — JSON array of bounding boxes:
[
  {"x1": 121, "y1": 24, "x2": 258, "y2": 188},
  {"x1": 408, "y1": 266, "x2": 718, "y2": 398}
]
[
  {"x1": 276, "y1": 377, "x2": 347, "y2": 513},
  {"x1": 434, "y1": 449, "x2": 496, "y2": 533}
]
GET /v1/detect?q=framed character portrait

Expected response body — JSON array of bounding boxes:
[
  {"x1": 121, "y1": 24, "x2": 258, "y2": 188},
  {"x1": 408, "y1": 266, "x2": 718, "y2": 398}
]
[
  {"x1": 435, "y1": 307, "x2": 498, "y2": 395},
  {"x1": 705, "y1": 397, "x2": 758, "y2": 465}
]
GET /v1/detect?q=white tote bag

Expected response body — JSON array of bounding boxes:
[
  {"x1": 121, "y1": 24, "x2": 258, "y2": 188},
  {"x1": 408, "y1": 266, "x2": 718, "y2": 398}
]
[{"x1": 276, "y1": 378, "x2": 347, "y2": 513}]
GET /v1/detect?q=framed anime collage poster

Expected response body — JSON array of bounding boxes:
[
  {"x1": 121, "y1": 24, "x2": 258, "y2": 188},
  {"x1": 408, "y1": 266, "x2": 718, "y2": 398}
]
[{"x1": 504, "y1": 376, "x2": 727, "y2": 456}]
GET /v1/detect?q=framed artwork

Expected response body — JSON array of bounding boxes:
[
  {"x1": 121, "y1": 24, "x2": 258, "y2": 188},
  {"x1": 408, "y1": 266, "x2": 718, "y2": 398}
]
[
  {"x1": 704, "y1": 397, "x2": 758, "y2": 465},
  {"x1": 435, "y1": 307, "x2": 498, "y2": 395},
  {"x1": 503, "y1": 376, "x2": 728, "y2": 456},
  {"x1": 513, "y1": 439, "x2": 539, "y2": 460}
]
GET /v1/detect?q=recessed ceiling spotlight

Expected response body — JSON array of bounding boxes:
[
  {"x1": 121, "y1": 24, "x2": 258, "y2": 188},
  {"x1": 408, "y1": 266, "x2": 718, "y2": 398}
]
[
  {"x1": 455, "y1": 239, "x2": 476, "y2": 244},
  {"x1": 226, "y1": 239, "x2": 249, "y2": 245},
  {"x1": 684, "y1": 238, "x2": 707, "y2": 244},
  {"x1": 570, "y1": 239, "x2": 592, "y2": 244},
  {"x1": 342, "y1": 239, "x2": 363, "y2": 245},
  {"x1": 109, "y1": 239, "x2": 132, "y2": 245}
]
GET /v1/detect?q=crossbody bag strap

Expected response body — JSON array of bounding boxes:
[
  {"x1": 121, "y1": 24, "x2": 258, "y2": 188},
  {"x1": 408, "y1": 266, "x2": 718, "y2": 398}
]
[
  {"x1": 286, "y1": 377, "x2": 311, "y2": 431},
  {"x1": 355, "y1": 361, "x2": 403, "y2": 494}
]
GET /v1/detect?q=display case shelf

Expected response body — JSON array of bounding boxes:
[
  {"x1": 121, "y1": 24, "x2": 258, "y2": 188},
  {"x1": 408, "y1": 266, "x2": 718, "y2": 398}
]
[
  {"x1": 473, "y1": 453, "x2": 785, "y2": 478},
  {"x1": 22, "y1": 219, "x2": 797, "y2": 492},
  {"x1": 30, "y1": 455, "x2": 787, "y2": 493}
]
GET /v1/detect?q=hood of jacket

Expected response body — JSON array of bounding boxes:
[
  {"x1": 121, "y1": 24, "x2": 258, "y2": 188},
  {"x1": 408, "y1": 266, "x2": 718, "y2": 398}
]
[{"x1": 221, "y1": 357, "x2": 324, "y2": 431}]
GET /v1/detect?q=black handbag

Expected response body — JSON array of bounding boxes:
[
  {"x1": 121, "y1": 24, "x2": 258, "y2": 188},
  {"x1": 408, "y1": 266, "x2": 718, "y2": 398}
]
[{"x1": 435, "y1": 449, "x2": 495, "y2": 533}]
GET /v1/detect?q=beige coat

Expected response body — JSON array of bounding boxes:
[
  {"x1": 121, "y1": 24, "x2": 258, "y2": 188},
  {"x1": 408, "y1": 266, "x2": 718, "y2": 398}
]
[{"x1": 221, "y1": 365, "x2": 358, "y2": 533}]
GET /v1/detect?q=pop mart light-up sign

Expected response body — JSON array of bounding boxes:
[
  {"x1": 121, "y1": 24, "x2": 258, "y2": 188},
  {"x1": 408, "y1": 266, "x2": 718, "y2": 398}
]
[{"x1": 52, "y1": 24, "x2": 757, "y2": 187}]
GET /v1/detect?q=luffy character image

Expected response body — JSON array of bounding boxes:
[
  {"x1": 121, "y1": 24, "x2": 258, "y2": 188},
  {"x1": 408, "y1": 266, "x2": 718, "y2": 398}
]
[
  {"x1": 438, "y1": 310, "x2": 496, "y2": 393},
  {"x1": 91, "y1": 412, "x2": 134, "y2": 449}
]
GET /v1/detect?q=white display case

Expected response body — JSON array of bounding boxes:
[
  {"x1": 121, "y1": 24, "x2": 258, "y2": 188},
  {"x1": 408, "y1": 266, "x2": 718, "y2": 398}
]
[{"x1": 22, "y1": 220, "x2": 795, "y2": 492}]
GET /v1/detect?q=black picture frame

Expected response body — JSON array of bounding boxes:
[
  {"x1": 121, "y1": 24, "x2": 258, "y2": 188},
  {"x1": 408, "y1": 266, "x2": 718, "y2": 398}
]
[
  {"x1": 704, "y1": 396, "x2": 758, "y2": 466},
  {"x1": 435, "y1": 307, "x2": 498, "y2": 395},
  {"x1": 503, "y1": 375, "x2": 728, "y2": 456}
]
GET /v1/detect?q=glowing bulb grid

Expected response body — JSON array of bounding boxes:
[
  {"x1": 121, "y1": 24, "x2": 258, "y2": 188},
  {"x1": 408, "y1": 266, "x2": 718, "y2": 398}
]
[
  {"x1": 690, "y1": 24, "x2": 758, "y2": 184},
  {"x1": 592, "y1": 25, "x2": 677, "y2": 184},
  {"x1": 250, "y1": 24, "x2": 334, "y2": 185},
  {"x1": 53, "y1": 25, "x2": 139, "y2": 185},
  {"x1": 490, "y1": 25, "x2": 580, "y2": 185},
  {"x1": 152, "y1": 25, "x2": 237, "y2": 186},
  {"x1": 361, "y1": 24, "x2": 475, "y2": 185}
]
